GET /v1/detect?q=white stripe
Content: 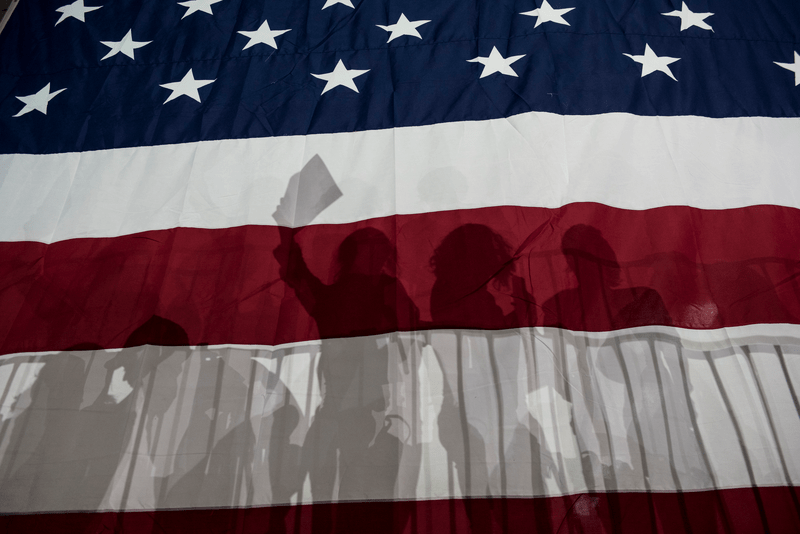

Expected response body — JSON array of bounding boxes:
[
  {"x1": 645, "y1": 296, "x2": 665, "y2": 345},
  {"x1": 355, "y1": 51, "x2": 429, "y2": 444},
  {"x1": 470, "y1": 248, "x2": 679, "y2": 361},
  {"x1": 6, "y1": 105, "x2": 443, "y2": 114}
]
[
  {"x1": 1, "y1": 324, "x2": 798, "y2": 512},
  {"x1": 1, "y1": 113, "x2": 799, "y2": 243}
]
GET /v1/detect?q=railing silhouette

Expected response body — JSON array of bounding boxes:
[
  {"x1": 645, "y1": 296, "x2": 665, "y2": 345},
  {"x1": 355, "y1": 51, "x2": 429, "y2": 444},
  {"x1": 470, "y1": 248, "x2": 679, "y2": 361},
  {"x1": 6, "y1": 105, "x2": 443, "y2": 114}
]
[{"x1": 0, "y1": 250, "x2": 798, "y2": 534}]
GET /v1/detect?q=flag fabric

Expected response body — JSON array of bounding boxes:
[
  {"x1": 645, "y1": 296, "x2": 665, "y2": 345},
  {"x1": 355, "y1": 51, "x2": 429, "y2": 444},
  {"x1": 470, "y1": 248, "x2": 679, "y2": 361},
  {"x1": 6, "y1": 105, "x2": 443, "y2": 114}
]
[{"x1": 1, "y1": 0, "x2": 800, "y2": 531}]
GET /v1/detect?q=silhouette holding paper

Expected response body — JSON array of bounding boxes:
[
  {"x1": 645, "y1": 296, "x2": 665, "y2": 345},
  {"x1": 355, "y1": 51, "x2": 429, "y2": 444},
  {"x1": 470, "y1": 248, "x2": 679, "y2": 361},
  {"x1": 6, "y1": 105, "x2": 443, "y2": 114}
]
[
  {"x1": 273, "y1": 156, "x2": 419, "y2": 533},
  {"x1": 273, "y1": 155, "x2": 343, "y2": 228}
]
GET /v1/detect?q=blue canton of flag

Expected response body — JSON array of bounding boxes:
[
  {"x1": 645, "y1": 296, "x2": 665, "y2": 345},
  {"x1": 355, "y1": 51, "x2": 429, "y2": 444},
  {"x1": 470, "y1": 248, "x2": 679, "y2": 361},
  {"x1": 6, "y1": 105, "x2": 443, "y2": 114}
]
[{"x1": 1, "y1": 0, "x2": 799, "y2": 153}]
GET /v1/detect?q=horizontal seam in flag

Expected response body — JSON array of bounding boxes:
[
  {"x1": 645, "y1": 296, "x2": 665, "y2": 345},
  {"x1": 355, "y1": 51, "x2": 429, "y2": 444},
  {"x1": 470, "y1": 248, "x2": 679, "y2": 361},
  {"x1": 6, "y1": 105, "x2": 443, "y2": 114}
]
[{"x1": 2, "y1": 31, "x2": 797, "y2": 78}]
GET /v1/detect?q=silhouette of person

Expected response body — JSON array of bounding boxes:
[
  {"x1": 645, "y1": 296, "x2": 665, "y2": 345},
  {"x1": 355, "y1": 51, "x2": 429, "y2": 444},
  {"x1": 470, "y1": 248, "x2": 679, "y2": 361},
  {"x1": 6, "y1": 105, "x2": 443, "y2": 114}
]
[
  {"x1": 0, "y1": 344, "x2": 99, "y2": 513},
  {"x1": 430, "y1": 223, "x2": 534, "y2": 329},
  {"x1": 159, "y1": 345, "x2": 252, "y2": 510},
  {"x1": 274, "y1": 226, "x2": 420, "y2": 533},
  {"x1": 264, "y1": 399, "x2": 304, "y2": 533},
  {"x1": 73, "y1": 316, "x2": 189, "y2": 511},
  {"x1": 542, "y1": 224, "x2": 671, "y2": 331},
  {"x1": 494, "y1": 391, "x2": 563, "y2": 533},
  {"x1": 428, "y1": 224, "x2": 535, "y2": 533},
  {"x1": 540, "y1": 225, "x2": 679, "y2": 529}
]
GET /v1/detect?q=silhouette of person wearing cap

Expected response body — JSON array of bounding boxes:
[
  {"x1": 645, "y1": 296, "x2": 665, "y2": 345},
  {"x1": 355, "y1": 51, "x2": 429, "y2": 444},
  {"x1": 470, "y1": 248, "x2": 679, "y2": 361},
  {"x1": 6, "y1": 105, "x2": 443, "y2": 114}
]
[
  {"x1": 542, "y1": 224, "x2": 671, "y2": 330},
  {"x1": 73, "y1": 316, "x2": 189, "y2": 510}
]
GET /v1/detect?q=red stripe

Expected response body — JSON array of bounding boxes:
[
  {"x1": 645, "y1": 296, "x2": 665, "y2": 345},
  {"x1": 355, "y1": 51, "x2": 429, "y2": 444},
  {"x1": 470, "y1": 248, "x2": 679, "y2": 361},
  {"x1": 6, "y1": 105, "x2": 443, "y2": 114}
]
[
  {"x1": 2, "y1": 488, "x2": 799, "y2": 533},
  {"x1": 2, "y1": 203, "x2": 800, "y2": 355}
]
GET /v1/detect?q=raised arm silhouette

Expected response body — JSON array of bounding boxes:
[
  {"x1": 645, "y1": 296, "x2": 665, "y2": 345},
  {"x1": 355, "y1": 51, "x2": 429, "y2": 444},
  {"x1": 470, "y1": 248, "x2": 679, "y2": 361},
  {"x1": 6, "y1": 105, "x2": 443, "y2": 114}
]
[{"x1": 274, "y1": 225, "x2": 420, "y2": 533}]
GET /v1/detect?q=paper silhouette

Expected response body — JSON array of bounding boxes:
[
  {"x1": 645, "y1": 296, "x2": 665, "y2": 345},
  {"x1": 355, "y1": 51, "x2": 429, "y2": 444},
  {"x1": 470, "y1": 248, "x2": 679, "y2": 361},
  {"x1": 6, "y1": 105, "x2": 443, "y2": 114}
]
[{"x1": 273, "y1": 155, "x2": 342, "y2": 227}]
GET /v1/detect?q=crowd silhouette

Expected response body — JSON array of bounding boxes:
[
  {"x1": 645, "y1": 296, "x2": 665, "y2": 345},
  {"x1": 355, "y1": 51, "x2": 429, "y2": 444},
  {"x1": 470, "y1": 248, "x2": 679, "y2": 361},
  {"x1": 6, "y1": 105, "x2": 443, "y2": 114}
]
[{"x1": 0, "y1": 162, "x2": 798, "y2": 533}]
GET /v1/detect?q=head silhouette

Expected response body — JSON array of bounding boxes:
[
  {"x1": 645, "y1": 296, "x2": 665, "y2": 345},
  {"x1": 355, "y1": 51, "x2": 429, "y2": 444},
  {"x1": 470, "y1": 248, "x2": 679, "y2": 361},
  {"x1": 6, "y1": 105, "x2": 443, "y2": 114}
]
[
  {"x1": 431, "y1": 224, "x2": 513, "y2": 290},
  {"x1": 106, "y1": 315, "x2": 190, "y2": 386},
  {"x1": 561, "y1": 224, "x2": 621, "y2": 288},
  {"x1": 123, "y1": 315, "x2": 190, "y2": 349},
  {"x1": 335, "y1": 228, "x2": 394, "y2": 278}
]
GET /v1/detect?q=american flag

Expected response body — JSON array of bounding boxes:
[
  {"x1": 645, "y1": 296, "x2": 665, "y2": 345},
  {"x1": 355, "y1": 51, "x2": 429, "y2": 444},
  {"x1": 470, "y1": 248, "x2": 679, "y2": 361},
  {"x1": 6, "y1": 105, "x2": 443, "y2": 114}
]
[{"x1": 1, "y1": 0, "x2": 799, "y2": 531}]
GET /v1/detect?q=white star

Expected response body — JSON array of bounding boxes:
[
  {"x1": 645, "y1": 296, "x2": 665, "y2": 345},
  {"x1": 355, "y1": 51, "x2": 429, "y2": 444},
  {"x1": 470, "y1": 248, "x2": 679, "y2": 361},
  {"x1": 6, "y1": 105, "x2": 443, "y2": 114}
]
[
  {"x1": 624, "y1": 43, "x2": 680, "y2": 81},
  {"x1": 237, "y1": 20, "x2": 291, "y2": 50},
  {"x1": 467, "y1": 46, "x2": 525, "y2": 78},
  {"x1": 159, "y1": 69, "x2": 215, "y2": 104},
  {"x1": 54, "y1": 0, "x2": 101, "y2": 26},
  {"x1": 520, "y1": 0, "x2": 575, "y2": 27},
  {"x1": 322, "y1": 0, "x2": 354, "y2": 9},
  {"x1": 13, "y1": 83, "x2": 67, "y2": 117},
  {"x1": 311, "y1": 59, "x2": 369, "y2": 94},
  {"x1": 376, "y1": 14, "x2": 430, "y2": 43},
  {"x1": 178, "y1": 0, "x2": 222, "y2": 19},
  {"x1": 775, "y1": 51, "x2": 800, "y2": 86},
  {"x1": 662, "y1": 2, "x2": 713, "y2": 31},
  {"x1": 100, "y1": 30, "x2": 151, "y2": 60}
]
